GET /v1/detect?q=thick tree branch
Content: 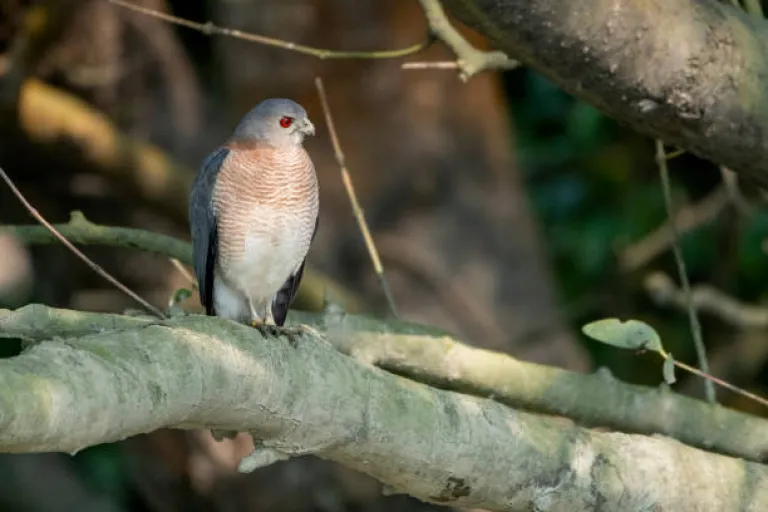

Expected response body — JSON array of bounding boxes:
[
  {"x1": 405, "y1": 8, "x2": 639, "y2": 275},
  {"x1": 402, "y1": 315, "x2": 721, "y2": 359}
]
[
  {"x1": 3, "y1": 210, "x2": 192, "y2": 264},
  {"x1": 0, "y1": 305, "x2": 766, "y2": 510},
  {"x1": 2, "y1": 304, "x2": 766, "y2": 465},
  {"x1": 442, "y1": 0, "x2": 768, "y2": 187}
]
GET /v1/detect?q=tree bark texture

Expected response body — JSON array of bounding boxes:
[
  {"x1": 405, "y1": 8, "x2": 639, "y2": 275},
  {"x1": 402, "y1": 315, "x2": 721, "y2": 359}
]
[
  {"x1": 1, "y1": 305, "x2": 766, "y2": 512},
  {"x1": 443, "y1": 0, "x2": 768, "y2": 188}
]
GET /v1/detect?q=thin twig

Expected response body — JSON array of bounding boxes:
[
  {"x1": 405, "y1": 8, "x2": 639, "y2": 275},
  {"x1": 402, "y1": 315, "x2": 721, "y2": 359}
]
[
  {"x1": 664, "y1": 148, "x2": 686, "y2": 160},
  {"x1": 314, "y1": 77, "x2": 399, "y2": 318},
  {"x1": 0, "y1": 167, "x2": 165, "y2": 318},
  {"x1": 169, "y1": 258, "x2": 197, "y2": 289},
  {"x1": 719, "y1": 166, "x2": 754, "y2": 216},
  {"x1": 402, "y1": 61, "x2": 459, "y2": 70},
  {"x1": 109, "y1": 0, "x2": 431, "y2": 60},
  {"x1": 655, "y1": 140, "x2": 715, "y2": 403},
  {"x1": 645, "y1": 272, "x2": 768, "y2": 402},
  {"x1": 672, "y1": 359, "x2": 768, "y2": 409}
]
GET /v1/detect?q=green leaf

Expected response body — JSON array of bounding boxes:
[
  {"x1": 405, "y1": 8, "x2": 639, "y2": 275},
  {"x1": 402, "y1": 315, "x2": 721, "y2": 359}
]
[
  {"x1": 662, "y1": 355, "x2": 677, "y2": 385},
  {"x1": 168, "y1": 287, "x2": 192, "y2": 308},
  {"x1": 581, "y1": 318, "x2": 664, "y2": 353}
]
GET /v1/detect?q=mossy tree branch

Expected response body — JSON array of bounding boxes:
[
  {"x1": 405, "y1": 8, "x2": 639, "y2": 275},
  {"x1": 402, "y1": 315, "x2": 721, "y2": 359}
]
[
  {"x1": 2, "y1": 303, "x2": 766, "y2": 465},
  {"x1": 0, "y1": 304, "x2": 766, "y2": 510},
  {"x1": 0, "y1": 211, "x2": 362, "y2": 313}
]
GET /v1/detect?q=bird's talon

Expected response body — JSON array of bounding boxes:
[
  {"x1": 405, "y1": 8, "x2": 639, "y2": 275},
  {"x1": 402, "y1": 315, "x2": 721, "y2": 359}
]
[
  {"x1": 280, "y1": 327, "x2": 302, "y2": 347},
  {"x1": 255, "y1": 323, "x2": 281, "y2": 337},
  {"x1": 282, "y1": 324, "x2": 315, "y2": 343},
  {"x1": 288, "y1": 325, "x2": 306, "y2": 336}
]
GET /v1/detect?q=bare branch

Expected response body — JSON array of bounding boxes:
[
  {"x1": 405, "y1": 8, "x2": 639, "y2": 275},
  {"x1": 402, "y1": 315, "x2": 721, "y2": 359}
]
[
  {"x1": 109, "y1": 0, "x2": 431, "y2": 61},
  {"x1": 169, "y1": 258, "x2": 196, "y2": 288},
  {"x1": 0, "y1": 304, "x2": 766, "y2": 510},
  {"x1": 413, "y1": 0, "x2": 519, "y2": 81},
  {"x1": 402, "y1": 61, "x2": 460, "y2": 70},
  {"x1": 315, "y1": 77, "x2": 399, "y2": 317},
  {"x1": 2, "y1": 210, "x2": 191, "y2": 266},
  {"x1": 646, "y1": 272, "x2": 768, "y2": 329},
  {"x1": 0, "y1": 168, "x2": 164, "y2": 317},
  {"x1": 655, "y1": 141, "x2": 715, "y2": 403},
  {"x1": 670, "y1": 357, "x2": 768, "y2": 409},
  {"x1": 2, "y1": 304, "x2": 766, "y2": 464}
]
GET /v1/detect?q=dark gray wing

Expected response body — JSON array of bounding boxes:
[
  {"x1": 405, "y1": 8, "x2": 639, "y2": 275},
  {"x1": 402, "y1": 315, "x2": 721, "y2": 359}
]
[
  {"x1": 189, "y1": 147, "x2": 230, "y2": 316},
  {"x1": 271, "y1": 216, "x2": 318, "y2": 326}
]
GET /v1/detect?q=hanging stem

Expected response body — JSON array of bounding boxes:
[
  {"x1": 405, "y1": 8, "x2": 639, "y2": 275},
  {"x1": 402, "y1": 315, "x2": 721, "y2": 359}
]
[{"x1": 655, "y1": 140, "x2": 715, "y2": 403}]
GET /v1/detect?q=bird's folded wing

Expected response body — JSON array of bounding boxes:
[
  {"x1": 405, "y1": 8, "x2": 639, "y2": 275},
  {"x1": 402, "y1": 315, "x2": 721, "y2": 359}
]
[{"x1": 189, "y1": 147, "x2": 231, "y2": 315}]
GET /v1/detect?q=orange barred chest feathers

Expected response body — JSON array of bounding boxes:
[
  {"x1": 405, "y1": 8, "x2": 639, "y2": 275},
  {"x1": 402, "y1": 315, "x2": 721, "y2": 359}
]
[{"x1": 211, "y1": 143, "x2": 319, "y2": 275}]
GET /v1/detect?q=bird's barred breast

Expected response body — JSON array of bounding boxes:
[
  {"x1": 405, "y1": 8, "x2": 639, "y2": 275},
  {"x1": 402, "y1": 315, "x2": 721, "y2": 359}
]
[{"x1": 212, "y1": 144, "x2": 319, "y2": 301}]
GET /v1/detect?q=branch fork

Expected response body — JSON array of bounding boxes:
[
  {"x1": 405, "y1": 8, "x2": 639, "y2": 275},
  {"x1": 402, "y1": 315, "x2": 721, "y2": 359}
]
[{"x1": 413, "y1": 0, "x2": 519, "y2": 81}]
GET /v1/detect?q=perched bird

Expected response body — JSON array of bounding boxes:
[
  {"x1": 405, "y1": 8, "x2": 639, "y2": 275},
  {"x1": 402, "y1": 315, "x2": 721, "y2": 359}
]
[{"x1": 189, "y1": 98, "x2": 319, "y2": 331}]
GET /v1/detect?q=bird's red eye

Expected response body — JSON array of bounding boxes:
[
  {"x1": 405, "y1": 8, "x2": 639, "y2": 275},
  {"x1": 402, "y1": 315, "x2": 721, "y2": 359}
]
[{"x1": 279, "y1": 116, "x2": 293, "y2": 128}]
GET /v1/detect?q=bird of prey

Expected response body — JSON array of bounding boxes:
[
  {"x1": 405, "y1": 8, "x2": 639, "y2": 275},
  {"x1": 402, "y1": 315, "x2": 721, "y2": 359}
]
[{"x1": 189, "y1": 98, "x2": 319, "y2": 331}]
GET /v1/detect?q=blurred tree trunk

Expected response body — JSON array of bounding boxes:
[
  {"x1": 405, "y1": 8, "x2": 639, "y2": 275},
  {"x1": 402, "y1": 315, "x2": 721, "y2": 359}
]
[{"x1": 213, "y1": 0, "x2": 588, "y2": 370}]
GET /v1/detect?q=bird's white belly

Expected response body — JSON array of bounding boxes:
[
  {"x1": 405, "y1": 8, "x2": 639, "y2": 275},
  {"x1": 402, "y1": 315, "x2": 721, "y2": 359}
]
[{"x1": 228, "y1": 217, "x2": 310, "y2": 302}]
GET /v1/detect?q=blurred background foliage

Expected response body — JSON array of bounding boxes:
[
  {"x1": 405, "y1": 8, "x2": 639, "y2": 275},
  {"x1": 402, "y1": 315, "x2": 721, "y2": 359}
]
[
  {"x1": 506, "y1": 68, "x2": 768, "y2": 383},
  {"x1": 0, "y1": 0, "x2": 766, "y2": 510}
]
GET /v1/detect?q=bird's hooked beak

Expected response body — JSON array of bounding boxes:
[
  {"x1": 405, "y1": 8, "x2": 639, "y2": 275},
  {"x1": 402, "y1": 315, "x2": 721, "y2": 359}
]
[{"x1": 301, "y1": 118, "x2": 315, "y2": 137}]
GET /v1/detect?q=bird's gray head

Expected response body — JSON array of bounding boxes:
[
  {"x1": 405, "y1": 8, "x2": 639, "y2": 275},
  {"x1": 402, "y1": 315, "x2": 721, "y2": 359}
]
[{"x1": 232, "y1": 98, "x2": 315, "y2": 146}]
